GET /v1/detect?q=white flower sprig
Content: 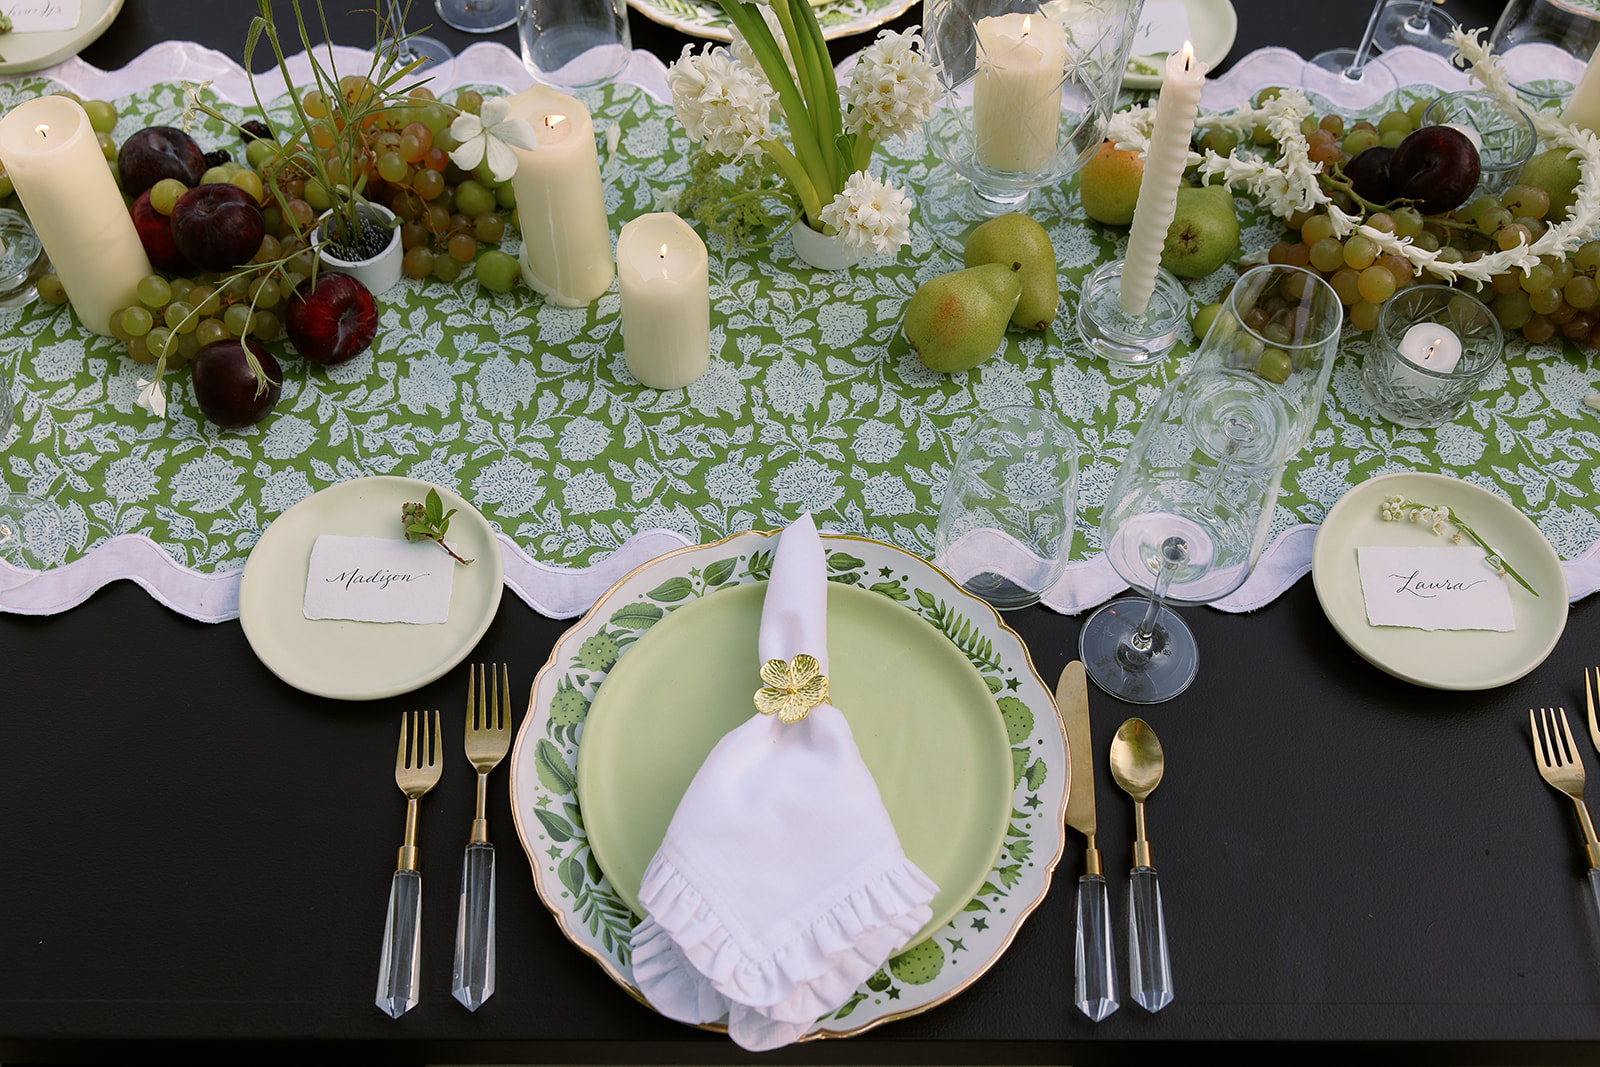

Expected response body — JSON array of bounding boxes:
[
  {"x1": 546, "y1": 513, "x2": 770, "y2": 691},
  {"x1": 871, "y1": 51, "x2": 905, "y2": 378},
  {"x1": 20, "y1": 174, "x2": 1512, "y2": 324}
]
[
  {"x1": 448, "y1": 96, "x2": 540, "y2": 183},
  {"x1": 1379, "y1": 493, "x2": 1539, "y2": 596}
]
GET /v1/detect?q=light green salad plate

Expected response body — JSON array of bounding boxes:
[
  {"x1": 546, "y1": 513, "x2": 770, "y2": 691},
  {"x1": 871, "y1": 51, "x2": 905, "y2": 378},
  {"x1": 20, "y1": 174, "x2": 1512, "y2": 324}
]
[
  {"x1": 510, "y1": 528, "x2": 1069, "y2": 1040},
  {"x1": 627, "y1": 0, "x2": 917, "y2": 43}
]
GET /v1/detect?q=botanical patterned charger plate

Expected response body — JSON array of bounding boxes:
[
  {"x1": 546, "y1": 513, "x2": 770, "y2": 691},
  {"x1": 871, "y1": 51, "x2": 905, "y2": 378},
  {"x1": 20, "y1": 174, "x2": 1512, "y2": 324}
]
[
  {"x1": 508, "y1": 528, "x2": 1068, "y2": 1039},
  {"x1": 626, "y1": 0, "x2": 917, "y2": 43}
]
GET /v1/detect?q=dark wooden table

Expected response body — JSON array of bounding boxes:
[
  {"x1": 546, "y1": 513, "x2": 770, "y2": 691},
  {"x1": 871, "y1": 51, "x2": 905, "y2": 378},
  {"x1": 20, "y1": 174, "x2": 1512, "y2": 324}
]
[{"x1": 11, "y1": 1, "x2": 1600, "y2": 1063}]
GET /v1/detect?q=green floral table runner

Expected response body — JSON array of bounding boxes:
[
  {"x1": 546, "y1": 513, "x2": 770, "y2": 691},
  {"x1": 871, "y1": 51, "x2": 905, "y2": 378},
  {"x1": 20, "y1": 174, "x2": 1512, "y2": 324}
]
[{"x1": 2, "y1": 69, "x2": 1598, "y2": 607}]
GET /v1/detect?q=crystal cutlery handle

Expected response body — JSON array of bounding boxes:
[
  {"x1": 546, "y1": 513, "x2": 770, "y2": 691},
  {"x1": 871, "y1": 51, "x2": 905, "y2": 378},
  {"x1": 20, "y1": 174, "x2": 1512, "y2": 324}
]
[
  {"x1": 1074, "y1": 873, "x2": 1118, "y2": 1021},
  {"x1": 1129, "y1": 865, "x2": 1173, "y2": 1012},
  {"x1": 452, "y1": 841, "x2": 497, "y2": 1011},
  {"x1": 376, "y1": 868, "x2": 422, "y2": 1019},
  {"x1": 1589, "y1": 867, "x2": 1600, "y2": 928}
]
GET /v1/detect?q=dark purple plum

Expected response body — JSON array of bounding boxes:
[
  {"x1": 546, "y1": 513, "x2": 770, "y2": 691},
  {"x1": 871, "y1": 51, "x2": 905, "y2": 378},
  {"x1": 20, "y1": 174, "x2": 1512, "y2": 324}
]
[
  {"x1": 1343, "y1": 146, "x2": 1395, "y2": 206},
  {"x1": 1389, "y1": 126, "x2": 1481, "y2": 216},
  {"x1": 129, "y1": 190, "x2": 190, "y2": 274},
  {"x1": 191, "y1": 339, "x2": 281, "y2": 428},
  {"x1": 169, "y1": 183, "x2": 265, "y2": 272},
  {"x1": 285, "y1": 273, "x2": 378, "y2": 365},
  {"x1": 117, "y1": 126, "x2": 206, "y2": 198}
]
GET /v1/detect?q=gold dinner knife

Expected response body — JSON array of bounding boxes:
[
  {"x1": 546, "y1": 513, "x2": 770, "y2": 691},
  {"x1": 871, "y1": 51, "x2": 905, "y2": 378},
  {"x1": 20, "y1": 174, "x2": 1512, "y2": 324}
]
[{"x1": 1059, "y1": 660, "x2": 1118, "y2": 1021}]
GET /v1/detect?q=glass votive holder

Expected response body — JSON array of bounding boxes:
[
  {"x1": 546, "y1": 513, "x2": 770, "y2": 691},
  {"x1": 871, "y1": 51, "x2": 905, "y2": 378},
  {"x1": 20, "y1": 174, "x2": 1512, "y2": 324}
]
[
  {"x1": 0, "y1": 208, "x2": 46, "y2": 308},
  {"x1": 1421, "y1": 91, "x2": 1537, "y2": 199},
  {"x1": 1491, "y1": 0, "x2": 1600, "y2": 110},
  {"x1": 1361, "y1": 286, "x2": 1503, "y2": 429}
]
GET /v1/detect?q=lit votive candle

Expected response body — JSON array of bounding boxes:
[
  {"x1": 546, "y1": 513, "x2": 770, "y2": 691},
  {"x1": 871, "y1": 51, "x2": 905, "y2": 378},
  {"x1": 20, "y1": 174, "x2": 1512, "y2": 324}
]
[
  {"x1": 1395, "y1": 322, "x2": 1463, "y2": 394},
  {"x1": 616, "y1": 212, "x2": 709, "y2": 390},
  {"x1": 973, "y1": 12, "x2": 1069, "y2": 173},
  {"x1": 502, "y1": 85, "x2": 614, "y2": 307},
  {"x1": 1119, "y1": 42, "x2": 1208, "y2": 315},
  {"x1": 0, "y1": 96, "x2": 151, "y2": 336}
]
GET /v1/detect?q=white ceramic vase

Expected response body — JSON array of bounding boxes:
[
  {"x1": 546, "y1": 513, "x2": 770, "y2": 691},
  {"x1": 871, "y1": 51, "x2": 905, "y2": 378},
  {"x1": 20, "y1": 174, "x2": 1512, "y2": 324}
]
[
  {"x1": 315, "y1": 203, "x2": 403, "y2": 296},
  {"x1": 790, "y1": 223, "x2": 865, "y2": 271}
]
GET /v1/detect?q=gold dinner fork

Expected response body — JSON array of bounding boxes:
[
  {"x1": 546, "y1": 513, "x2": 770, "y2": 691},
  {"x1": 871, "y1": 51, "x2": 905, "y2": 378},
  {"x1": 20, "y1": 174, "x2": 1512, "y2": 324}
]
[
  {"x1": 1585, "y1": 668, "x2": 1600, "y2": 755},
  {"x1": 1530, "y1": 706, "x2": 1600, "y2": 918},
  {"x1": 452, "y1": 663, "x2": 511, "y2": 1011},
  {"x1": 377, "y1": 709, "x2": 442, "y2": 1020}
]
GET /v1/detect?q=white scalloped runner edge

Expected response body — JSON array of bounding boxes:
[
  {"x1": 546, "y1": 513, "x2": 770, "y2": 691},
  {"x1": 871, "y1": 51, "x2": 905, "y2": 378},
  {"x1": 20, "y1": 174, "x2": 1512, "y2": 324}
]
[{"x1": 1, "y1": 42, "x2": 1595, "y2": 622}]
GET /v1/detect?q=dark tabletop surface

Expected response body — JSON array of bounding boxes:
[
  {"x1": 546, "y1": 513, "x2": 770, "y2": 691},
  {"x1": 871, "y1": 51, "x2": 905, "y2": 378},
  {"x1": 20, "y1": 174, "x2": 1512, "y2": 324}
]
[{"x1": 10, "y1": 0, "x2": 1600, "y2": 1064}]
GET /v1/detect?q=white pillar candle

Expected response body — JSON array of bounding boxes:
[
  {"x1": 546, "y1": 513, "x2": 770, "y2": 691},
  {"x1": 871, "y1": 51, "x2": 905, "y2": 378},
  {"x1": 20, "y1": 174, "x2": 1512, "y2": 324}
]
[
  {"x1": 1564, "y1": 47, "x2": 1600, "y2": 133},
  {"x1": 1392, "y1": 322, "x2": 1463, "y2": 395},
  {"x1": 1118, "y1": 43, "x2": 1208, "y2": 316},
  {"x1": 502, "y1": 86, "x2": 614, "y2": 307},
  {"x1": 616, "y1": 212, "x2": 709, "y2": 389},
  {"x1": 973, "y1": 12, "x2": 1069, "y2": 174},
  {"x1": 0, "y1": 96, "x2": 150, "y2": 336}
]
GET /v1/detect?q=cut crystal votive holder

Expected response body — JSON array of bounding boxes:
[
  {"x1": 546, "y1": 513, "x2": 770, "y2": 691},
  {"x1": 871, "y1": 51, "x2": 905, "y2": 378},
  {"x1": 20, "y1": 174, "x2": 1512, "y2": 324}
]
[
  {"x1": 1361, "y1": 285, "x2": 1503, "y2": 429},
  {"x1": 1421, "y1": 91, "x2": 1537, "y2": 200}
]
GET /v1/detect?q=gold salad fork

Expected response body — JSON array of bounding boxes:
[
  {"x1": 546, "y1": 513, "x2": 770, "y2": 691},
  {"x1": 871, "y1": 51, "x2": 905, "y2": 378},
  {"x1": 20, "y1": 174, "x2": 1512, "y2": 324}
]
[
  {"x1": 377, "y1": 709, "x2": 442, "y2": 1020},
  {"x1": 452, "y1": 663, "x2": 511, "y2": 1011},
  {"x1": 1530, "y1": 706, "x2": 1600, "y2": 918},
  {"x1": 1586, "y1": 668, "x2": 1600, "y2": 755}
]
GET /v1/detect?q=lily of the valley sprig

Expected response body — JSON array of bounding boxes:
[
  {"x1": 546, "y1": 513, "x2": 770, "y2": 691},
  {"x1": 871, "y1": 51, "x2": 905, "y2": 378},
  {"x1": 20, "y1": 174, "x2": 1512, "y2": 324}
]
[
  {"x1": 667, "y1": 0, "x2": 938, "y2": 255},
  {"x1": 1379, "y1": 494, "x2": 1539, "y2": 596}
]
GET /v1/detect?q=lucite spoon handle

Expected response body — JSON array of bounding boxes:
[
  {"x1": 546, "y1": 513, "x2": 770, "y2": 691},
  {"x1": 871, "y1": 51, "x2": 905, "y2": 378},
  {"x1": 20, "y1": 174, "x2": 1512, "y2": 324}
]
[
  {"x1": 452, "y1": 841, "x2": 497, "y2": 1011},
  {"x1": 1129, "y1": 865, "x2": 1173, "y2": 1012},
  {"x1": 1074, "y1": 873, "x2": 1118, "y2": 1021},
  {"x1": 376, "y1": 868, "x2": 422, "y2": 1019}
]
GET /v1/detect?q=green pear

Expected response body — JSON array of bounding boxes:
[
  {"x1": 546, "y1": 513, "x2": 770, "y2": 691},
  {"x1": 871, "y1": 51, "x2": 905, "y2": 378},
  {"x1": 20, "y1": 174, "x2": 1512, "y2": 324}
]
[
  {"x1": 1160, "y1": 185, "x2": 1240, "y2": 278},
  {"x1": 903, "y1": 262, "x2": 1021, "y2": 374},
  {"x1": 1518, "y1": 148, "x2": 1582, "y2": 221},
  {"x1": 963, "y1": 212, "x2": 1059, "y2": 330}
]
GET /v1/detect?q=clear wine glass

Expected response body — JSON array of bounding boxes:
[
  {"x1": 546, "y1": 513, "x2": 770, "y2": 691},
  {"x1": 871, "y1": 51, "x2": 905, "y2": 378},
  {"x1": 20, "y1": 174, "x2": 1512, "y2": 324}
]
[
  {"x1": 435, "y1": 0, "x2": 519, "y2": 33},
  {"x1": 1079, "y1": 265, "x2": 1344, "y2": 703},
  {"x1": 388, "y1": 0, "x2": 454, "y2": 71},
  {"x1": 1302, "y1": 0, "x2": 1399, "y2": 114},
  {"x1": 1371, "y1": 0, "x2": 1460, "y2": 57}
]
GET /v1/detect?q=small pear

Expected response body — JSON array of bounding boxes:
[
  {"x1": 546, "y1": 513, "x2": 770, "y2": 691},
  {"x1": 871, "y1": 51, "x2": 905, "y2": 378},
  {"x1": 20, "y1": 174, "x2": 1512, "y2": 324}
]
[
  {"x1": 903, "y1": 262, "x2": 1021, "y2": 374},
  {"x1": 963, "y1": 212, "x2": 1059, "y2": 330},
  {"x1": 1161, "y1": 185, "x2": 1240, "y2": 278}
]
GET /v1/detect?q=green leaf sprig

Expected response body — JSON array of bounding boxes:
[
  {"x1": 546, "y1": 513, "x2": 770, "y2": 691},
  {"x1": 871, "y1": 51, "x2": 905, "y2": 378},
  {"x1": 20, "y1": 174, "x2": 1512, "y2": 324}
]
[{"x1": 402, "y1": 488, "x2": 473, "y2": 566}]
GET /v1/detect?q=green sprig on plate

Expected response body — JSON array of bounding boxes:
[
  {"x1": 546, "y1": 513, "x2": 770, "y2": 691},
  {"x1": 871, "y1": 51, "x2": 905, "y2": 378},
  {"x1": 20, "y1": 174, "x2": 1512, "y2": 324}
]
[
  {"x1": 1380, "y1": 495, "x2": 1537, "y2": 596},
  {"x1": 402, "y1": 488, "x2": 473, "y2": 567}
]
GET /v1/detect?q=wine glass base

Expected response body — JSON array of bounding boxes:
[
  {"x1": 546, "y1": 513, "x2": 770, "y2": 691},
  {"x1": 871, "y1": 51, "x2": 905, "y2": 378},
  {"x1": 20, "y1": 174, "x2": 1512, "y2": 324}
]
[
  {"x1": 1079, "y1": 597, "x2": 1199, "y2": 704},
  {"x1": 398, "y1": 35, "x2": 455, "y2": 71},
  {"x1": 1302, "y1": 50, "x2": 1398, "y2": 114},
  {"x1": 435, "y1": 0, "x2": 518, "y2": 32},
  {"x1": 0, "y1": 492, "x2": 62, "y2": 570},
  {"x1": 1372, "y1": 1, "x2": 1459, "y2": 56},
  {"x1": 1075, "y1": 261, "x2": 1186, "y2": 368}
]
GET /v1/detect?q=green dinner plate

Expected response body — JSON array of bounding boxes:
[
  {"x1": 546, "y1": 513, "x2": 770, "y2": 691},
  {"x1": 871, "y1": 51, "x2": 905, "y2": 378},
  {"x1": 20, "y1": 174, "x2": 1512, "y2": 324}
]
[{"x1": 576, "y1": 579, "x2": 1014, "y2": 944}]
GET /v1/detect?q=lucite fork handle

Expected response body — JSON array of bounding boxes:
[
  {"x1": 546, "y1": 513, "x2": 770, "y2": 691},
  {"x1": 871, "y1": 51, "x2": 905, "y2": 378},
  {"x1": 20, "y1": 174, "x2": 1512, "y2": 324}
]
[
  {"x1": 452, "y1": 841, "x2": 497, "y2": 1011},
  {"x1": 376, "y1": 868, "x2": 422, "y2": 1019},
  {"x1": 1074, "y1": 873, "x2": 1119, "y2": 1021},
  {"x1": 1129, "y1": 865, "x2": 1173, "y2": 1012}
]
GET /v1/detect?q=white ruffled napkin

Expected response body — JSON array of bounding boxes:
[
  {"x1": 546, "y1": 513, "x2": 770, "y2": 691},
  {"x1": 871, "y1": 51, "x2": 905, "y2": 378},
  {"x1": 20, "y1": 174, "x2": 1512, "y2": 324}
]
[{"x1": 629, "y1": 514, "x2": 938, "y2": 1050}]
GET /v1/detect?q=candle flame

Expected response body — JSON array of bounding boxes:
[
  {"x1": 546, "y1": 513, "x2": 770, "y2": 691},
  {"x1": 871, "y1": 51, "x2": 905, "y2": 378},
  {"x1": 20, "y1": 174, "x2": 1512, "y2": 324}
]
[
  {"x1": 659, "y1": 244, "x2": 668, "y2": 257},
  {"x1": 1022, "y1": 14, "x2": 1031, "y2": 34},
  {"x1": 1181, "y1": 40, "x2": 1195, "y2": 70},
  {"x1": 34, "y1": 123, "x2": 48, "y2": 136},
  {"x1": 1426, "y1": 339, "x2": 1441, "y2": 360},
  {"x1": 544, "y1": 114, "x2": 567, "y2": 129}
]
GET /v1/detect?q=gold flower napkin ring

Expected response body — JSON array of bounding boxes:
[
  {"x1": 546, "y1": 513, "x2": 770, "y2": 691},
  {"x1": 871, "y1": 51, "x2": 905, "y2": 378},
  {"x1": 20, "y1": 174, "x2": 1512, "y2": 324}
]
[{"x1": 754, "y1": 654, "x2": 829, "y2": 724}]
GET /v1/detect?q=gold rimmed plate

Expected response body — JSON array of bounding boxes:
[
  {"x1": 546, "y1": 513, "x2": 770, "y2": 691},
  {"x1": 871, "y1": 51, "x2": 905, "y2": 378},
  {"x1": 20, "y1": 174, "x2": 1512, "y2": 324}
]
[
  {"x1": 627, "y1": 0, "x2": 917, "y2": 44},
  {"x1": 510, "y1": 529, "x2": 1068, "y2": 1039}
]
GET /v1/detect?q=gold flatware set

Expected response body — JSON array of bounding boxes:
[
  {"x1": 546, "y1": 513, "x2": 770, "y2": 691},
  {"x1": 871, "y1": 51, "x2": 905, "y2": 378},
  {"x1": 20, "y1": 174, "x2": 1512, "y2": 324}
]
[
  {"x1": 1529, "y1": 670, "x2": 1600, "y2": 920},
  {"x1": 376, "y1": 664, "x2": 511, "y2": 1020}
]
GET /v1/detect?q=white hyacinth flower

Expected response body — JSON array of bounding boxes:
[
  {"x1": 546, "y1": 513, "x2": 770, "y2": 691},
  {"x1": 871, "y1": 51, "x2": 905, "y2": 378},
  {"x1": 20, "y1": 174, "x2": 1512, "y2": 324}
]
[
  {"x1": 817, "y1": 171, "x2": 913, "y2": 255},
  {"x1": 135, "y1": 377, "x2": 167, "y2": 419},
  {"x1": 843, "y1": 29, "x2": 940, "y2": 142},
  {"x1": 449, "y1": 96, "x2": 540, "y2": 183},
  {"x1": 667, "y1": 43, "x2": 776, "y2": 159}
]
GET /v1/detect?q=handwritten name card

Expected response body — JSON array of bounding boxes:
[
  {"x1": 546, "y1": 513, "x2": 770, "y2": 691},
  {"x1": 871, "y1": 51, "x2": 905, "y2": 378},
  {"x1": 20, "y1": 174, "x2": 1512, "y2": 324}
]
[
  {"x1": 7, "y1": 2, "x2": 82, "y2": 34},
  {"x1": 303, "y1": 535, "x2": 453, "y2": 624},
  {"x1": 1357, "y1": 545, "x2": 1515, "y2": 632}
]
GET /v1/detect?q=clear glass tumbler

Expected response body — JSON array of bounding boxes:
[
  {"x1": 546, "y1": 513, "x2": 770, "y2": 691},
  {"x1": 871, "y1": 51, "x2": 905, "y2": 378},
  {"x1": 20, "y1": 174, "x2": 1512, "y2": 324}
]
[
  {"x1": 934, "y1": 404, "x2": 1079, "y2": 610},
  {"x1": 1421, "y1": 91, "x2": 1537, "y2": 199},
  {"x1": 519, "y1": 0, "x2": 631, "y2": 88},
  {"x1": 1491, "y1": 0, "x2": 1600, "y2": 109}
]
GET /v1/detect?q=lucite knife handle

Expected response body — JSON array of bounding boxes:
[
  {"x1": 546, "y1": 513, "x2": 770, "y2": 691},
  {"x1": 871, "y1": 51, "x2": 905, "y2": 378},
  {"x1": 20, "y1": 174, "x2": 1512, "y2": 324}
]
[
  {"x1": 376, "y1": 868, "x2": 422, "y2": 1019},
  {"x1": 452, "y1": 841, "x2": 497, "y2": 1011},
  {"x1": 1129, "y1": 865, "x2": 1173, "y2": 1012},
  {"x1": 1074, "y1": 873, "x2": 1119, "y2": 1021},
  {"x1": 1588, "y1": 867, "x2": 1600, "y2": 928}
]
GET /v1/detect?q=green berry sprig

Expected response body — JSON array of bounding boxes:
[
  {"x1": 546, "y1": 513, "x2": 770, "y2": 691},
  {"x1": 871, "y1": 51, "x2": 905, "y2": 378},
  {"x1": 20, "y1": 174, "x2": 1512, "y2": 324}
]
[{"x1": 402, "y1": 488, "x2": 472, "y2": 566}]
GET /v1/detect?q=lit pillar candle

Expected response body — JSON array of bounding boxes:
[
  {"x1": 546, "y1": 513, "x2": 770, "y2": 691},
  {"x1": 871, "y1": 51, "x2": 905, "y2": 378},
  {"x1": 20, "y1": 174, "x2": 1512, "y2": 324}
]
[
  {"x1": 1392, "y1": 322, "x2": 1463, "y2": 394},
  {"x1": 616, "y1": 212, "x2": 709, "y2": 389},
  {"x1": 1119, "y1": 42, "x2": 1208, "y2": 316},
  {"x1": 0, "y1": 96, "x2": 150, "y2": 336},
  {"x1": 502, "y1": 86, "x2": 614, "y2": 307},
  {"x1": 1564, "y1": 47, "x2": 1600, "y2": 133},
  {"x1": 973, "y1": 12, "x2": 1069, "y2": 173}
]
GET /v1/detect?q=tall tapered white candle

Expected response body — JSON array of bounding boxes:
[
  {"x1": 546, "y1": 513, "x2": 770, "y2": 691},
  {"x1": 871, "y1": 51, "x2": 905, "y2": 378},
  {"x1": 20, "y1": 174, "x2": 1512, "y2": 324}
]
[
  {"x1": 502, "y1": 85, "x2": 614, "y2": 307},
  {"x1": 0, "y1": 96, "x2": 151, "y2": 336},
  {"x1": 1119, "y1": 42, "x2": 1208, "y2": 316},
  {"x1": 973, "y1": 12, "x2": 1069, "y2": 173},
  {"x1": 617, "y1": 212, "x2": 709, "y2": 389},
  {"x1": 1564, "y1": 47, "x2": 1600, "y2": 133}
]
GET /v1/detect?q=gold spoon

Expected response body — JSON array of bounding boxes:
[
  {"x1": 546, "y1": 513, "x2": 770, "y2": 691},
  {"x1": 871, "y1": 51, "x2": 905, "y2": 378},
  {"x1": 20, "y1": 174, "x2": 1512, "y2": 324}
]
[{"x1": 1109, "y1": 717, "x2": 1172, "y2": 1012}]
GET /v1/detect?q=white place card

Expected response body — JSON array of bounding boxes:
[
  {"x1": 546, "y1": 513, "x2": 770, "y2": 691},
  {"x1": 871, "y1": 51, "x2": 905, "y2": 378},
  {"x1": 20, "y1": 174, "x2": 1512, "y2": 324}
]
[
  {"x1": 1356, "y1": 545, "x2": 1515, "y2": 632},
  {"x1": 7, "y1": 1, "x2": 82, "y2": 34},
  {"x1": 303, "y1": 535, "x2": 454, "y2": 624},
  {"x1": 1131, "y1": 0, "x2": 1192, "y2": 58}
]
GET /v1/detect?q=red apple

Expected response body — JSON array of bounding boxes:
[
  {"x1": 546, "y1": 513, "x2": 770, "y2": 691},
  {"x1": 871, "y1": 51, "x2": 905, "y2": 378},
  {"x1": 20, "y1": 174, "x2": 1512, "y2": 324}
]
[
  {"x1": 129, "y1": 190, "x2": 191, "y2": 274},
  {"x1": 191, "y1": 339, "x2": 281, "y2": 428},
  {"x1": 117, "y1": 126, "x2": 206, "y2": 199},
  {"x1": 170, "y1": 183, "x2": 265, "y2": 272},
  {"x1": 285, "y1": 272, "x2": 378, "y2": 365}
]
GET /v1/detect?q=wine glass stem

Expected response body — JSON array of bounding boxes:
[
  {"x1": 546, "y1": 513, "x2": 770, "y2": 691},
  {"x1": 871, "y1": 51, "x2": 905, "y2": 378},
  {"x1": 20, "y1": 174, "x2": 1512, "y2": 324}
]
[
  {"x1": 1407, "y1": 0, "x2": 1431, "y2": 31},
  {"x1": 1128, "y1": 537, "x2": 1188, "y2": 662},
  {"x1": 1346, "y1": 0, "x2": 1385, "y2": 78},
  {"x1": 387, "y1": 1, "x2": 417, "y2": 63}
]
